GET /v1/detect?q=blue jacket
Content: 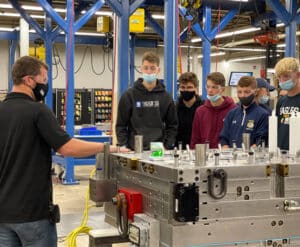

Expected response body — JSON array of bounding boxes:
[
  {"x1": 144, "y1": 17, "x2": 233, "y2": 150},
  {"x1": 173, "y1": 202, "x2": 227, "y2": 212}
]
[{"x1": 220, "y1": 102, "x2": 269, "y2": 148}]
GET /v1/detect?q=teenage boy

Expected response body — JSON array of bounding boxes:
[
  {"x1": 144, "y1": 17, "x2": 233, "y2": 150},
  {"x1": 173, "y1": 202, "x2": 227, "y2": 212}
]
[
  {"x1": 191, "y1": 72, "x2": 236, "y2": 149},
  {"x1": 176, "y1": 72, "x2": 203, "y2": 149},
  {"x1": 220, "y1": 76, "x2": 269, "y2": 148}
]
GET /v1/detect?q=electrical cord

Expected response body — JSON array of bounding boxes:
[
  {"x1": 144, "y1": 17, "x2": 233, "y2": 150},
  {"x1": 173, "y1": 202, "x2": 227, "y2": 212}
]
[{"x1": 65, "y1": 168, "x2": 96, "y2": 247}]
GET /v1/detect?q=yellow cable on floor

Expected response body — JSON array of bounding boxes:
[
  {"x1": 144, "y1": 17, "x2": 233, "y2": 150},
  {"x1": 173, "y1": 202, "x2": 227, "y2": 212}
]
[{"x1": 65, "y1": 168, "x2": 96, "y2": 247}]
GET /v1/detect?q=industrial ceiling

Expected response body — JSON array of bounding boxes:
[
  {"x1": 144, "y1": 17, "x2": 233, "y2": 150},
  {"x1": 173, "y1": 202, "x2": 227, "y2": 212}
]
[{"x1": 0, "y1": 0, "x2": 294, "y2": 62}]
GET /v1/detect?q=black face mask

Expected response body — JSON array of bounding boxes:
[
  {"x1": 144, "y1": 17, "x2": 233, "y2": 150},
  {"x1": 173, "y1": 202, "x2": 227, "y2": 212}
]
[
  {"x1": 33, "y1": 83, "x2": 49, "y2": 101},
  {"x1": 239, "y1": 94, "x2": 255, "y2": 107},
  {"x1": 180, "y1": 91, "x2": 195, "y2": 101}
]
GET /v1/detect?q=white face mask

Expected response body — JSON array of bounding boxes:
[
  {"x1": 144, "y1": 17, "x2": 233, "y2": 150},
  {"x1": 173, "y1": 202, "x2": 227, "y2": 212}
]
[
  {"x1": 207, "y1": 94, "x2": 221, "y2": 102},
  {"x1": 142, "y1": 73, "x2": 157, "y2": 83}
]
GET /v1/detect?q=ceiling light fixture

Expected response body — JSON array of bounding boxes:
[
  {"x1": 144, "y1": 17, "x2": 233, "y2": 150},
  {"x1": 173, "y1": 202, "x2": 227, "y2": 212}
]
[
  {"x1": 197, "y1": 52, "x2": 225, "y2": 58},
  {"x1": 192, "y1": 26, "x2": 261, "y2": 43},
  {"x1": 228, "y1": 56, "x2": 266, "y2": 62}
]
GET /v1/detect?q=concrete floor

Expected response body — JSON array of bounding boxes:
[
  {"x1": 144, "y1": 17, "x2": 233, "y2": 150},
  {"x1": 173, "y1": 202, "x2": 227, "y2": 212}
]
[{"x1": 53, "y1": 165, "x2": 129, "y2": 247}]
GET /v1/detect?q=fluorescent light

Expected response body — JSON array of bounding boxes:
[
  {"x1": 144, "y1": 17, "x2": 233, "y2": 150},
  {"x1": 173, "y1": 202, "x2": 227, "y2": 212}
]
[
  {"x1": 192, "y1": 26, "x2": 261, "y2": 43},
  {"x1": 0, "y1": 27, "x2": 15, "y2": 31},
  {"x1": 0, "y1": 4, "x2": 13, "y2": 8},
  {"x1": 228, "y1": 56, "x2": 266, "y2": 62},
  {"x1": 81, "y1": 10, "x2": 112, "y2": 16},
  {"x1": 219, "y1": 47, "x2": 265, "y2": 52},
  {"x1": 198, "y1": 52, "x2": 225, "y2": 58},
  {"x1": 0, "y1": 12, "x2": 44, "y2": 19},
  {"x1": 75, "y1": 31, "x2": 105, "y2": 37},
  {"x1": 152, "y1": 14, "x2": 165, "y2": 20}
]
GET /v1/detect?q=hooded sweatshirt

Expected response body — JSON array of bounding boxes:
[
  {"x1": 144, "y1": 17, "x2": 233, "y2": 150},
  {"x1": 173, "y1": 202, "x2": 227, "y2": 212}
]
[
  {"x1": 176, "y1": 95, "x2": 203, "y2": 149},
  {"x1": 190, "y1": 96, "x2": 236, "y2": 149},
  {"x1": 116, "y1": 78, "x2": 178, "y2": 150}
]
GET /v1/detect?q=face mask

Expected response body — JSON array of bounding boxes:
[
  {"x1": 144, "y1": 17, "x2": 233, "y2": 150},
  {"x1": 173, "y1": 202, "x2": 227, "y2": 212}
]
[
  {"x1": 258, "y1": 95, "x2": 269, "y2": 104},
  {"x1": 279, "y1": 79, "x2": 295, "y2": 91},
  {"x1": 143, "y1": 73, "x2": 157, "y2": 83},
  {"x1": 207, "y1": 94, "x2": 221, "y2": 102},
  {"x1": 180, "y1": 91, "x2": 195, "y2": 101},
  {"x1": 33, "y1": 83, "x2": 48, "y2": 101},
  {"x1": 239, "y1": 94, "x2": 255, "y2": 107}
]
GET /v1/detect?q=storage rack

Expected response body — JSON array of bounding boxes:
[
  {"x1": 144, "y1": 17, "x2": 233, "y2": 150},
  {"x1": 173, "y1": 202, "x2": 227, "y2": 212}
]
[
  {"x1": 93, "y1": 88, "x2": 112, "y2": 124},
  {"x1": 54, "y1": 88, "x2": 92, "y2": 125}
]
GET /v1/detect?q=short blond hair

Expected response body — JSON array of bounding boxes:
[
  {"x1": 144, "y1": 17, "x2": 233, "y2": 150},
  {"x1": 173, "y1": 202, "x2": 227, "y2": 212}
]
[{"x1": 275, "y1": 57, "x2": 300, "y2": 77}]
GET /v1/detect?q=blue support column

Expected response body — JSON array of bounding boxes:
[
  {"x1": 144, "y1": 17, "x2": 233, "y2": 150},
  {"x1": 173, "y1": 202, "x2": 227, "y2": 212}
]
[
  {"x1": 9, "y1": 39, "x2": 17, "y2": 92},
  {"x1": 118, "y1": 1, "x2": 130, "y2": 95},
  {"x1": 164, "y1": 0, "x2": 178, "y2": 98},
  {"x1": 285, "y1": 0, "x2": 297, "y2": 57},
  {"x1": 265, "y1": 0, "x2": 298, "y2": 57},
  {"x1": 45, "y1": 0, "x2": 53, "y2": 108},
  {"x1": 179, "y1": 5, "x2": 236, "y2": 99},
  {"x1": 202, "y1": 6, "x2": 212, "y2": 99},
  {"x1": 130, "y1": 34, "x2": 136, "y2": 87},
  {"x1": 64, "y1": 0, "x2": 76, "y2": 184},
  {"x1": 107, "y1": 0, "x2": 144, "y2": 97}
]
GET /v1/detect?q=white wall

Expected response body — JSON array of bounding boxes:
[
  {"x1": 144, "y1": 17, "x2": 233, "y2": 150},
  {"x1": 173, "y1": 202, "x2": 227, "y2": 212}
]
[{"x1": 0, "y1": 42, "x2": 271, "y2": 97}]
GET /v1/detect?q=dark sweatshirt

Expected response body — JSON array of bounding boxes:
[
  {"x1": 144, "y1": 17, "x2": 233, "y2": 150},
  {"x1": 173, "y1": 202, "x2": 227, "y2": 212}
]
[
  {"x1": 116, "y1": 78, "x2": 178, "y2": 150},
  {"x1": 190, "y1": 96, "x2": 236, "y2": 149},
  {"x1": 220, "y1": 101, "x2": 269, "y2": 148},
  {"x1": 176, "y1": 95, "x2": 203, "y2": 149}
]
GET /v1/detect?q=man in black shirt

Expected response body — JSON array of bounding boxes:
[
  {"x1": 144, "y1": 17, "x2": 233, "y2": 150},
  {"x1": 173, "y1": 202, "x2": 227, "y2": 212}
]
[
  {"x1": 275, "y1": 57, "x2": 300, "y2": 150},
  {"x1": 0, "y1": 56, "x2": 127, "y2": 247}
]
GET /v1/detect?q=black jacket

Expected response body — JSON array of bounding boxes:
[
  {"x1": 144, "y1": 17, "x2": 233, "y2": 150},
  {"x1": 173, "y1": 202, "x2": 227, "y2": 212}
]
[
  {"x1": 176, "y1": 95, "x2": 203, "y2": 148},
  {"x1": 116, "y1": 78, "x2": 178, "y2": 150}
]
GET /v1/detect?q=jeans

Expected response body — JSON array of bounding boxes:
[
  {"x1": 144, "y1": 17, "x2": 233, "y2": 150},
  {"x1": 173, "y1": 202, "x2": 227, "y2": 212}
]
[{"x1": 0, "y1": 219, "x2": 57, "y2": 247}]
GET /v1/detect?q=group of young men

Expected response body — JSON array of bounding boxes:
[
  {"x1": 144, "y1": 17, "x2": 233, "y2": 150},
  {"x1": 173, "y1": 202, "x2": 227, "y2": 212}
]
[
  {"x1": 1, "y1": 52, "x2": 300, "y2": 246},
  {"x1": 116, "y1": 52, "x2": 300, "y2": 152}
]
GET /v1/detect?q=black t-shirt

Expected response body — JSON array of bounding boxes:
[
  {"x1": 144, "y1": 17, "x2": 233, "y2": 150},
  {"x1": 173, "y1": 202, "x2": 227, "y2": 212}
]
[
  {"x1": 276, "y1": 93, "x2": 300, "y2": 150},
  {"x1": 0, "y1": 93, "x2": 71, "y2": 223}
]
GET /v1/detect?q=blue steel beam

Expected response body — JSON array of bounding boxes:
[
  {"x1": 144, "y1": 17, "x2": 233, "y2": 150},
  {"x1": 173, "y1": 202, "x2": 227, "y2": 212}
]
[
  {"x1": 64, "y1": 0, "x2": 76, "y2": 184},
  {"x1": 265, "y1": 0, "x2": 291, "y2": 25},
  {"x1": 145, "y1": 9, "x2": 164, "y2": 39},
  {"x1": 0, "y1": 31, "x2": 18, "y2": 40},
  {"x1": 180, "y1": 27, "x2": 188, "y2": 43},
  {"x1": 106, "y1": 0, "x2": 123, "y2": 17},
  {"x1": 164, "y1": 0, "x2": 178, "y2": 97},
  {"x1": 118, "y1": 1, "x2": 130, "y2": 96},
  {"x1": 202, "y1": 6, "x2": 212, "y2": 99},
  {"x1": 44, "y1": 0, "x2": 53, "y2": 108},
  {"x1": 36, "y1": 0, "x2": 68, "y2": 33},
  {"x1": 9, "y1": 39, "x2": 17, "y2": 91},
  {"x1": 8, "y1": 0, "x2": 44, "y2": 38},
  {"x1": 130, "y1": 35, "x2": 136, "y2": 87},
  {"x1": 130, "y1": 0, "x2": 146, "y2": 16},
  {"x1": 0, "y1": 31, "x2": 157, "y2": 47},
  {"x1": 74, "y1": 0, "x2": 105, "y2": 32},
  {"x1": 210, "y1": 9, "x2": 238, "y2": 40},
  {"x1": 285, "y1": 0, "x2": 297, "y2": 57}
]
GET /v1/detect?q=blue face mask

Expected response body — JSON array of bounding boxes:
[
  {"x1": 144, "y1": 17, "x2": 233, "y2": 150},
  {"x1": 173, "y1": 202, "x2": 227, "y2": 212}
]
[
  {"x1": 258, "y1": 95, "x2": 269, "y2": 104},
  {"x1": 207, "y1": 94, "x2": 221, "y2": 102},
  {"x1": 279, "y1": 79, "x2": 295, "y2": 91},
  {"x1": 143, "y1": 73, "x2": 157, "y2": 83}
]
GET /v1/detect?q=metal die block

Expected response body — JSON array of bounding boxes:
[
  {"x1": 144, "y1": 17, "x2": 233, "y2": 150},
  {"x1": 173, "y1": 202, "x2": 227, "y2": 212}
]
[{"x1": 89, "y1": 178, "x2": 117, "y2": 203}]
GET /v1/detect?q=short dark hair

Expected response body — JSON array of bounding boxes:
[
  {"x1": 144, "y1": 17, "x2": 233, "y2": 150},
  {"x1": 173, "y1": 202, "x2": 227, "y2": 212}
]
[
  {"x1": 12, "y1": 56, "x2": 48, "y2": 85},
  {"x1": 238, "y1": 76, "x2": 257, "y2": 89},
  {"x1": 207, "y1": 72, "x2": 225, "y2": 87},
  {"x1": 142, "y1": 52, "x2": 160, "y2": 66},
  {"x1": 178, "y1": 72, "x2": 199, "y2": 87}
]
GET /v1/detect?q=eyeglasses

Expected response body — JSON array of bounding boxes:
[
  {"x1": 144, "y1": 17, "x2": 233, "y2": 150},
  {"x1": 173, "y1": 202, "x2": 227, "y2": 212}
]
[{"x1": 141, "y1": 66, "x2": 158, "y2": 72}]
